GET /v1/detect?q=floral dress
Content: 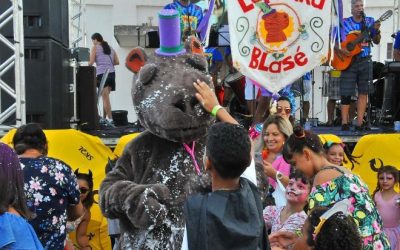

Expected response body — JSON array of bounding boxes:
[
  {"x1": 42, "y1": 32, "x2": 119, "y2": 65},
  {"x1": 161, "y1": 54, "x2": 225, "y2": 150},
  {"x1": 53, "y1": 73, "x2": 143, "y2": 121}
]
[
  {"x1": 308, "y1": 166, "x2": 391, "y2": 250},
  {"x1": 21, "y1": 156, "x2": 81, "y2": 250}
]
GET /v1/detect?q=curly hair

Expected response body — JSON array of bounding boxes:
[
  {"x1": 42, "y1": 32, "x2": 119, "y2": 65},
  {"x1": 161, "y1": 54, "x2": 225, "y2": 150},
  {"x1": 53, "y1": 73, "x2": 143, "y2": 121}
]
[
  {"x1": 306, "y1": 206, "x2": 362, "y2": 250},
  {"x1": 206, "y1": 122, "x2": 251, "y2": 179}
]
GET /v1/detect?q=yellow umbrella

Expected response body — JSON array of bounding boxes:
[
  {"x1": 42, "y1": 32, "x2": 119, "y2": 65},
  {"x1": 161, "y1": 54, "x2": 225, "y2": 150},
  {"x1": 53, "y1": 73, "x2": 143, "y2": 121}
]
[
  {"x1": 113, "y1": 133, "x2": 140, "y2": 157},
  {"x1": 1, "y1": 129, "x2": 116, "y2": 250}
]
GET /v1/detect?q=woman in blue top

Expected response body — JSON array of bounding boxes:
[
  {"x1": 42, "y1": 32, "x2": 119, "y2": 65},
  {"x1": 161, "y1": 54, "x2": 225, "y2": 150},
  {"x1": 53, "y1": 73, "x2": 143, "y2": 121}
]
[{"x1": 0, "y1": 143, "x2": 43, "y2": 250}]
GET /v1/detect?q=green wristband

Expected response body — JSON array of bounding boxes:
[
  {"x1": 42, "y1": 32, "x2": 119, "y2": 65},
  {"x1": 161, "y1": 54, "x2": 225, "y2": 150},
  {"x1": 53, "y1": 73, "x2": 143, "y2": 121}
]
[{"x1": 211, "y1": 105, "x2": 223, "y2": 117}]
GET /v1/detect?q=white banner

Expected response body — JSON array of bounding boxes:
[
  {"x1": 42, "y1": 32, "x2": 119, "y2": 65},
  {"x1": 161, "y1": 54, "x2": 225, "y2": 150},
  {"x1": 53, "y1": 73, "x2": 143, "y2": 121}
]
[{"x1": 227, "y1": 0, "x2": 331, "y2": 93}]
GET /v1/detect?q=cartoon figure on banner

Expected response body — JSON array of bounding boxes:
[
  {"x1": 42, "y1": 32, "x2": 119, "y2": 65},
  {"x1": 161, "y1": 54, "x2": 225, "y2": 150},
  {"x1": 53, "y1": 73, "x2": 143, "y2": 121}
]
[{"x1": 255, "y1": 1, "x2": 305, "y2": 57}]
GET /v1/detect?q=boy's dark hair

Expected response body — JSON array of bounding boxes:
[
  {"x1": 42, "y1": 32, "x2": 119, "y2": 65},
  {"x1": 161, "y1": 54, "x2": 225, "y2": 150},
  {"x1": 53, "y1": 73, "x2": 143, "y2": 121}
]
[
  {"x1": 323, "y1": 141, "x2": 360, "y2": 170},
  {"x1": 307, "y1": 206, "x2": 362, "y2": 250},
  {"x1": 13, "y1": 123, "x2": 48, "y2": 155},
  {"x1": 0, "y1": 143, "x2": 31, "y2": 219},
  {"x1": 372, "y1": 165, "x2": 400, "y2": 198},
  {"x1": 75, "y1": 169, "x2": 95, "y2": 209},
  {"x1": 283, "y1": 126, "x2": 323, "y2": 163},
  {"x1": 206, "y1": 122, "x2": 251, "y2": 179}
]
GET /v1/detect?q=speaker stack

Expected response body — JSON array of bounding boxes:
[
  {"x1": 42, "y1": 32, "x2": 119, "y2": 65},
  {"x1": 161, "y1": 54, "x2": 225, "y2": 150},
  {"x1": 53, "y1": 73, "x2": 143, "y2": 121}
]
[{"x1": 0, "y1": 0, "x2": 72, "y2": 129}]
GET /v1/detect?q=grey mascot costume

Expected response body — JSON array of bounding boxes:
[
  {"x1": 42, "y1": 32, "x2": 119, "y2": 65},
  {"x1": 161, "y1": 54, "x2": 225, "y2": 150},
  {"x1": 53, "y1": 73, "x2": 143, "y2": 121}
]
[{"x1": 99, "y1": 9, "x2": 214, "y2": 249}]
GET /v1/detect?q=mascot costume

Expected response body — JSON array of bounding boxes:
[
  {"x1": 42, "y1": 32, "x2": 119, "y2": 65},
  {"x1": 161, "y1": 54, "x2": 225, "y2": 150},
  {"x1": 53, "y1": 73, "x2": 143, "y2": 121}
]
[{"x1": 100, "y1": 9, "x2": 215, "y2": 249}]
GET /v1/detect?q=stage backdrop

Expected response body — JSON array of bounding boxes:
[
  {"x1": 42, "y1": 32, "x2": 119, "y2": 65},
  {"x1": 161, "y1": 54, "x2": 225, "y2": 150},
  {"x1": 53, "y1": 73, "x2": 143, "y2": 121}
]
[
  {"x1": 352, "y1": 134, "x2": 400, "y2": 194},
  {"x1": 227, "y1": 0, "x2": 331, "y2": 93},
  {"x1": 1, "y1": 129, "x2": 115, "y2": 250}
]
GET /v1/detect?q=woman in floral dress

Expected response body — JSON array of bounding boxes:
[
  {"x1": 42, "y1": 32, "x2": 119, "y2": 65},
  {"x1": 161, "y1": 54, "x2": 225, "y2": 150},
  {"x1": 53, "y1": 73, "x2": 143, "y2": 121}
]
[
  {"x1": 12, "y1": 123, "x2": 83, "y2": 250},
  {"x1": 281, "y1": 126, "x2": 390, "y2": 250}
]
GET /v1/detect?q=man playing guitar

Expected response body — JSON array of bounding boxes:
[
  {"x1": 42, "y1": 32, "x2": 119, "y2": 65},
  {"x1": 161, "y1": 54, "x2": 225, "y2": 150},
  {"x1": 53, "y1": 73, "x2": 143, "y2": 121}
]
[{"x1": 336, "y1": 0, "x2": 381, "y2": 131}]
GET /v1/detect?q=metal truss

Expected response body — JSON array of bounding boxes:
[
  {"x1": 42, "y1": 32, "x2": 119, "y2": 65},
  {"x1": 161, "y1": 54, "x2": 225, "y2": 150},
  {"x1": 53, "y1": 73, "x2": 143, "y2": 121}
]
[{"x1": 0, "y1": 0, "x2": 25, "y2": 131}]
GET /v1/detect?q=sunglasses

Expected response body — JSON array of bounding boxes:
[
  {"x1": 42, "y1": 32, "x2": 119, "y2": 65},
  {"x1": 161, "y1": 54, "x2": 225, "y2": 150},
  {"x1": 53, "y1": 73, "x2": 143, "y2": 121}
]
[
  {"x1": 277, "y1": 106, "x2": 291, "y2": 115},
  {"x1": 79, "y1": 187, "x2": 89, "y2": 194}
]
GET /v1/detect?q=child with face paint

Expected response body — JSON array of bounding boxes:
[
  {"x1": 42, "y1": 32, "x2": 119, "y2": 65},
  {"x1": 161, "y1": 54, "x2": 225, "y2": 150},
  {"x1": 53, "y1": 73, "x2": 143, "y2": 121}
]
[
  {"x1": 323, "y1": 141, "x2": 359, "y2": 169},
  {"x1": 372, "y1": 166, "x2": 400, "y2": 250},
  {"x1": 263, "y1": 170, "x2": 310, "y2": 247}
]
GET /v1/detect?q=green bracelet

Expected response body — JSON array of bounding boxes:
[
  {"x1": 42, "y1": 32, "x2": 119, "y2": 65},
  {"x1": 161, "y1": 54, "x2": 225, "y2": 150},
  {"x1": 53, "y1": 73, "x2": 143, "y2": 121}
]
[{"x1": 211, "y1": 105, "x2": 223, "y2": 117}]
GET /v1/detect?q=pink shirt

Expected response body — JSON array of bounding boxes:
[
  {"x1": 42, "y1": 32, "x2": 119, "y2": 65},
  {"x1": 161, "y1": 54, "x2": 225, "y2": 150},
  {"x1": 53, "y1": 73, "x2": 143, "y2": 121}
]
[
  {"x1": 374, "y1": 191, "x2": 400, "y2": 228},
  {"x1": 268, "y1": 155, "x2": 291, "y2": 189}
]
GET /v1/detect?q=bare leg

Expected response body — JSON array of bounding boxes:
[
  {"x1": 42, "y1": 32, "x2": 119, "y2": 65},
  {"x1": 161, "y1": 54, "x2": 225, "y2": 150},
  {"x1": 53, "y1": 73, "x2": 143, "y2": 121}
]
[
  {"x1": 357, "y1": 94, "x2": 368, "y2": 126},
  {"x1": 102, "y1": 86, "x2": 113, "y2": 120},
  {"x1": 246, "y1": 100, "x2": 256, "y2": 116},
  {"x1": 302, "y1": 101, "x2": 310, "y2": 121},
  {"x1": 327, "y1": 99, "x2": 336, "y2": 125},
  {"x1": 341, "y1": 104, "x2": 350, "y2": 125},
  {"x1": 349, "y1": 100, "x2": 357, "y2": 124}
]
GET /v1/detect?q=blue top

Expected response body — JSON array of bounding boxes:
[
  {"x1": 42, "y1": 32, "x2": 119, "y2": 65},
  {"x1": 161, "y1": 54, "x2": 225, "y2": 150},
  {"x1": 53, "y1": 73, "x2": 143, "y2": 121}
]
[
  {"x1": 341, "y1": 16, "x2": 375, "y2": 57},
  {"x1": 205, "y1": 47, "x2": 223, "y2": 72},
  {"x1": 21, "y1": 156, "x2": 80, "y2": 250},
  {"x1": 164, "y1": 1, "x2": 203, "y2": 39},
  {"x1": 0, "y1": 212, "x2": 44, "y2": 250},
  {"x1": 394, "y1": 31, "x2": 400, "y2": 49}
]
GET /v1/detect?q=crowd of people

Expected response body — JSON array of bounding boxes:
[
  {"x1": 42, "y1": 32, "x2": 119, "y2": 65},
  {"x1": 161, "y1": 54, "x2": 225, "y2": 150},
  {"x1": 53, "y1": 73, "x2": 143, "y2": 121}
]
[{"x1": 1, "y1": 0, "x2": 400, "y2": 249}]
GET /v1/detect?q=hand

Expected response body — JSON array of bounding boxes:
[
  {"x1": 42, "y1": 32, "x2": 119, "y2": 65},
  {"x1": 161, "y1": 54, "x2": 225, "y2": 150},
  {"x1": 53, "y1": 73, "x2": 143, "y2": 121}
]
[
  {"x1": 262, "y1": 160, "x2": 277, "y2": 178},
  {"x1": 334, "y1": 47, "x2": 350, "y2": 60},
  {"x1": 193, "y1": 79, "x2": 219, "y2": 113},
  {"x1": 125, "y1": 184, "x2": 170, "y2": 229},
  {"x1": 269, "y1": 231, "x2": 298, "y2": 248}
]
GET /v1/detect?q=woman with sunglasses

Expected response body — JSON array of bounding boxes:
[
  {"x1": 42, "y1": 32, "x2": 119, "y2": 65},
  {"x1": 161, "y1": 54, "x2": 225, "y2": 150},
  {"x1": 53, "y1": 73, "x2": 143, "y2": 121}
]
[
  {"x1": 12, "y1": 123, "x2": 84, "y2": 250},
  {"x1": 276, "y1": 96, "x2": 295, "y2": 126},
  {"x1": 66, "y1": 170, "x2": 94, "y2": 250}
]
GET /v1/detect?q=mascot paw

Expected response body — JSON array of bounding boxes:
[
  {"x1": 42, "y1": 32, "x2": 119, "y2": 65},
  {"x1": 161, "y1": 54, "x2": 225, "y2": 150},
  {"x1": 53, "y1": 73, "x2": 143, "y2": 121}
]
[{"x1": 126, "y1": 184, "x2": 171, "y2": 229}]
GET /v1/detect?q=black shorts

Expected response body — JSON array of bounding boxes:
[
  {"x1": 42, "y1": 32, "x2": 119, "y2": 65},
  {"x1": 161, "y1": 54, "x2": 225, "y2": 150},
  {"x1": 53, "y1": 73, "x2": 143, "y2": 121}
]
[{"x1": 97, "y1": 72, "x2": 116, "y2": 91}]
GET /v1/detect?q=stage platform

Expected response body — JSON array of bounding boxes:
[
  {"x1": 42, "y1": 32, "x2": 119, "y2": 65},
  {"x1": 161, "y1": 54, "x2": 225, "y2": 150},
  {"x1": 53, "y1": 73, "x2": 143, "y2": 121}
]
[{"x1": 86, "y1": 122, "x2": 398, "y2": 147}]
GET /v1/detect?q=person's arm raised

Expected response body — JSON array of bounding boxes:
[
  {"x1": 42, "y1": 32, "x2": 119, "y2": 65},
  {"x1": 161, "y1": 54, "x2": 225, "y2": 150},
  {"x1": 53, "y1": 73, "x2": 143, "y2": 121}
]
[{"x1": 193, "y1": 79, "x2": 238, "y2": 125}]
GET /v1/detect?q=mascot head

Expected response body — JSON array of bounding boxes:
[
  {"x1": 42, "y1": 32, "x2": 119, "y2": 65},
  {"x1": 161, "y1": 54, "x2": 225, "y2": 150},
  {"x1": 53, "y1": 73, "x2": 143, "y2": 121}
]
[{"x1": 126, "y1": 9, "x2": 214, "y2": 143}]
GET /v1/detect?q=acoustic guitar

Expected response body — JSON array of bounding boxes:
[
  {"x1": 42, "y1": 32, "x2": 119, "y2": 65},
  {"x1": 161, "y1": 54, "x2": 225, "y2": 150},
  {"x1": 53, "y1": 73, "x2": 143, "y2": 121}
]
[{"x1": 330, "y1": 10, "x2": 392, "y2": 70}]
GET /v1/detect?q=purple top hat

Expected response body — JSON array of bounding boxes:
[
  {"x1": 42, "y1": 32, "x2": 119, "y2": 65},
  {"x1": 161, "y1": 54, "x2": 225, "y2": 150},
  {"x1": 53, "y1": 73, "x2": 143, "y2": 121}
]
[{"x1": 155, "y1": 9, "x2": 186, "y2": 56}]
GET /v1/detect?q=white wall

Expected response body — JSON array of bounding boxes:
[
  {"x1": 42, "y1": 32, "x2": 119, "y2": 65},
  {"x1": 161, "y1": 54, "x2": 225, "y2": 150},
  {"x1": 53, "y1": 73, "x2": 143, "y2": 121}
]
[
  {"x1": 81, "y1": 0, "x2": 400, "y2": 124},
  {"x1": 83, "y1": 0, "x2": 170, "y2": 123}
]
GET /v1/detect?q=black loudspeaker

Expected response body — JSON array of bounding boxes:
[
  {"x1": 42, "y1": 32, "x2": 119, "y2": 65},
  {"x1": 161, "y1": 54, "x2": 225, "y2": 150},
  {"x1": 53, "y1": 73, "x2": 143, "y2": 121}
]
[
  {"x1": 0, "y1": 0, "x2": 69, "y2": 47},
  {"x1": 0, "y1": 38, "x2": 72, "y2": 128},
  {"x1": 146, "y1": 31, "x2": 160, "y2": 48},
  {"x1": 77, "y1": 66, "x2": 99, "y2": 131},
  {"x1": 24, "y1": 38, "x2": 72, "y2": 128}
]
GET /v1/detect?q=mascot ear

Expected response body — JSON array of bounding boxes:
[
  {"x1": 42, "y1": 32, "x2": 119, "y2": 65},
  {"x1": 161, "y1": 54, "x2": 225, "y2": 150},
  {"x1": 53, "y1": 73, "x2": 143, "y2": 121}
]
[
  {"x1": 126, "y1": 47, "x2": 148, "y2": 73},
  {"x1": 88, "y1": 169, "x2": 93, "y2": 178},
  {"x1": 184, "y1": 36, "x2": 204, "y2": 55},
  {"x1": 138, "y1": 63, "x2": 158, "y2": 85},
  {"x1": 74, "y1": 168, "x2": 79, "y2": 175}
]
